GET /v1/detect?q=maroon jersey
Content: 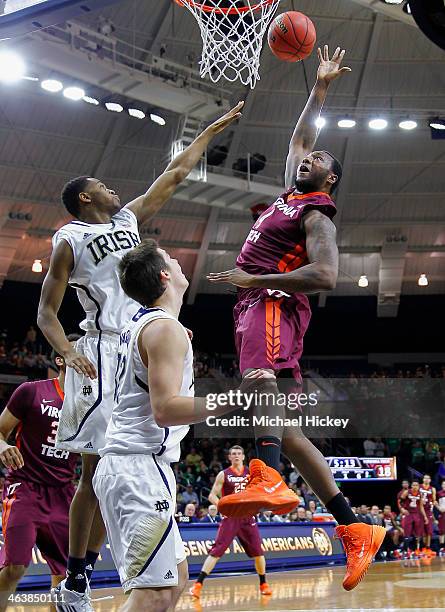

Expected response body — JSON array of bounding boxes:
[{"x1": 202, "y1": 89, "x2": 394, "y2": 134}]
[
  {"x1": 437, "y1": 489, "x2": 445, "y2": 512},
  {"x1": 419, "y1": 484, "x2": 434, "y2": 514},
  {"x1": 406, "y1": 489, "x2": 423, "y2": 515},
  {"x1": 236, "y1": 191, "x2": 336, "y2": 279},
  {"x1": 222, "y1": 466, "x2": 249, "y2": 497},
  {"x1": 397, "y1": 489, "x2": 410, "y2": 511},
  {"x1": 6, "y1": 379, "x2": 78, "y2": 487}
]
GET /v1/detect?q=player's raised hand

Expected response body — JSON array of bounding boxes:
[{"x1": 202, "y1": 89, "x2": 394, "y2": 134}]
[
  {"x1": 207, "y1": 267, "x2": 253, "y2": 288},
  {"x1": 316, "y1": 45, "x2": 351, "y2": 85},
  {"x1": 64, "y1": 348, "x2": 97, "y2": 379},
  {"x1": 0, "y1": 443, "x2": 24, "y2": 470},
  {"x1": 206, "y1": 101, "x2": 244, "y2": 135}
]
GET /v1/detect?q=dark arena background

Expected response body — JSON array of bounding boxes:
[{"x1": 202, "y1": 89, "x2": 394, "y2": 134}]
[{"x1": 0, "y1": 0, "x2": 444, "y2": 611}]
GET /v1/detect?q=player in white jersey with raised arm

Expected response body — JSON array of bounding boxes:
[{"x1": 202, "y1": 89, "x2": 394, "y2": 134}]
[
  {"x1": 37, "y1": 102, "x2": 244, "y2": 610},
  {"x1": 93, "y1": 239, "x2": 271, "y2": 612}
]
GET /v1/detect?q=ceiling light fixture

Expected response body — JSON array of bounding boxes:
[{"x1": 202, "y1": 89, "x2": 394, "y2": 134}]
[
  {"x1": 418, "y1": 273, "x2": 428, "y2": 286},
  {"x1": 41, "y1": 79, "x2": 63, "y2": 93},
  {"x1": 315, "y1": 117, "x2": 326, "y2": 129},
  {"x1": 32, "y1": 259, "x2": 43, "y2": 273},
  {"x1": 105, "y1": 102, "x2": 124, "y2": 112},
  {"x1": 399, "y1": 119, "x2": 417, "y2": 130},
  {"x1": 150, "y1": 113, "x2": 166, "y2": 126},
  {"x1": 83, "y1": 96, "x2": 99, "y2": 105},
  {"x1": 358, "y1": 275, "x2": 369, "y2": 288},
  {"x1": 369, "y1": 118, "x2": 388, "y2": 130},
  {"x1": 0, "y1": 51, "x2": 26, "y2": 83},
  {"x1": 128, "y1": 108, "x2": 145, "y2": 119},
  {"x1": 338, "y1": 118, "x2": 356, "y2": 128},
  {"x1": 63, "y1": 86, "x2": 85, "y2": 101}
]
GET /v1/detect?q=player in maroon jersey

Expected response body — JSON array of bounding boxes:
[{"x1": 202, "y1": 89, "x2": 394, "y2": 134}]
[
  {"x1": 434, "y1": 480, "x2": 445, "y2": 553},
  {"x1": 0, "y1": 336, "x2": 79, "y2": 608},
  {"x1": 397, "y1": 479, "x2": 410, "y2": 515},
  {"x1": 189, "y1": 446, "x2": 272, "y2": 599},
  {"x1": 400, "y1": 480, "x2": 429, "y2": 555},
  {"x1": 208, "y1": 45, "x2": 385, "y2": 591},
  {"x1": 419, "y1": 474, "x2": 437, "y2": 554}
]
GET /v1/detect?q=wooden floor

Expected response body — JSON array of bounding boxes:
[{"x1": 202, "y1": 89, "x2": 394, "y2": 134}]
[{"x1": 11, "y1": 557, "x2": 445, "y2": 611}]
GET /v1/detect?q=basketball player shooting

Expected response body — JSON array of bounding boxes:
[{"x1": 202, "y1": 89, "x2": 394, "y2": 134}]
[
  {"x1": 208, "y1": 46, "x2": 386, "y2": 590},
  {"x1": 189, "y1": 445, "x2": 272, "y2": 599},
  {"x1": 37, "y1": 101, "x2": 243, "y2": 610}
]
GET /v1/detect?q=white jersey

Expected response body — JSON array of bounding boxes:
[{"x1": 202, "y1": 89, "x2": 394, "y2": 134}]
[
  {"x1": 52, "y1": 207, "x2": 141, "y2": 334},
  {"x1": 101, "y1": 307, "x2": 192, "y2": 462}
]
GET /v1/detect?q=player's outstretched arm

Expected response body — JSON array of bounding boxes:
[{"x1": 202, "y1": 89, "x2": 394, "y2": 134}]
[
  {"x1": 125, "y1": 102, "x2": 244, "y2": 225},
  {"x1": 140, "y1": 318, "x2": 271, "y2": 427},
  {"x1": 37, "y1": 240, "x2": 97, "y2": 379},
  {"x1": 208, "y1": 210, "x2": 338, "y2": 294},
  {"x1": 0, "y1": 408, "x2": 24, "y2": 470},
  {"x1": 208, "y1": 471, "x2": 225, "y2": 505},
  {"x1": 284, "y1": 45, "x2": 351, "y2": 190}
]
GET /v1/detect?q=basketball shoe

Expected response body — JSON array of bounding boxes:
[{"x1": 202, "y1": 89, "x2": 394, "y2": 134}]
[
  {"x1": 218, "y1": 459, "x2": 299, "y2": 518},
  {"x1": 260, "y1": 582, "x2": 272, "y2": 595},
  {"x1": 51, "y1": 577, "x2": 94, "y2": 612},
  {"x1": 335, "y1": 523, "x2": 386, "y2": 591},
  {"x1": 189, "y1": 582, "x2": 203, "y2": 598}
]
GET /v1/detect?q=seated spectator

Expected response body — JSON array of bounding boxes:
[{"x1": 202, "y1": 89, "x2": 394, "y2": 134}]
[
  {"x1": 363, "y1": 438, "x2": 377, "y2": 456},
  {"x1": 182, "y1": 484, "x2": 199, "y2": 507},
  {"x1": 177, "y1": 503, "x2": 199, "y2": 523},
  {"x1": 185, "y1": 446, "x2": 202, "y2": 468},
  {"x1": 306, "y1": 511, "x2": 313, "y2": 521},
  {"x1": 357, "y1": 504, "x2": 372, "y2": 525},
  {"x1": 23, "y1": 350, "x2": 37, "y2": 369},
  {"x1": 369, "y1": 505, "x2": 382, "y2": 526},
  {"x1": 181, "y1": 466, "x2": 196, "y2": 486},
  {"x1": 294, "y1": 506, "x2": 308, "y2": 523},
  {"x1": 374, "y1": 438, "x2": 386, "y2": 457},
  {"x1": 257, "y1": 510, "x2": 281, "y2": 523},
  {"x1": 200, "y1": 504, "x2": 222, "y2": 523},
  {"x1": 288, "y1": 510, "x2": 299, "y2": 522},
  {"x1": 303, "y1": 487, "x2": 318, "y2": 508}
]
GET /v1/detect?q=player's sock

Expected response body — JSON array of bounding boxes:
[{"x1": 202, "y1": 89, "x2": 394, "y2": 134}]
[
  {"x1": 326, "y1": 492, "x2": 359, "y2": 525},
  {"x1": 256, "y1": 436, "x2": 281, "y2": 471},
  {"x1": 85, "y1": 550, "x2": 100, "y2": 583},
  {"x1": 65, "y1": 556, "x2": 87, "y2": 593},
  {"x1": 258, "y1": 573, "x2": 266, "y2": 585},
  {"x1": 196, "y1": 571, "x2": 208, "y2": 584}
]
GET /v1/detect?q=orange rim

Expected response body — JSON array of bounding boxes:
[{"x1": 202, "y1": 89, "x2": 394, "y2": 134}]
[{"x1": 174, "y1": 0, "x2": 275, "y2": 15}]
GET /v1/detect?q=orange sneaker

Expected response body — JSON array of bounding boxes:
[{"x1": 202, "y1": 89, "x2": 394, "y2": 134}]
[
  {"x1": 260, "y1": 582, "x2": 272, "y2": 596},
  {"x1": 335, "y1": 523, "x2": 386, "y2": 591},
  {"x1": 218, "y1": 459, "x2": 299, "y2": 518},
  {"x1": 189, "y1": 582, "x2": 203, "y2": 598}
]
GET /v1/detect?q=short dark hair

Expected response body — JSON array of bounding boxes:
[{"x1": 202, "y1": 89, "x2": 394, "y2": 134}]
[
  {"x1": 50, "y1": 333, "x2": 82, "y2": 368},
  {"x1": 229, "y1": 445, "x2": 244, "y2": 454},
  {"x1": 324, "y1": 152, "x2": 343, "y2": 194},
  {"x1": 119, "y1": 239, "x2": 167, "y2": 307},
  {"x1": 61, "y1": 176, "x2": 91, "y2": 218}
]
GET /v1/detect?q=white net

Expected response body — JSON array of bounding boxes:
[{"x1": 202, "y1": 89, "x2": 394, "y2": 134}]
[{"x1": 175, "y1": 0, "x2": 281, "y2": 88}]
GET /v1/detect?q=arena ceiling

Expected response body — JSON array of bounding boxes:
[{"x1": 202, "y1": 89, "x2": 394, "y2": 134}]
[{"x1": 0, "y1": 0, "x2": 444, "y2": 313}]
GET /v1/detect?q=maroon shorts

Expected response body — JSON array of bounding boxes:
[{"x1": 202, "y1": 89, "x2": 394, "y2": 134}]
[
  {"x1": 0, "y1": 478, "x2": 74, "y2": 575},
  {"x1": 438, "y1": 512, "x2": 445, "y2": 535},
  {"x1": 209, "y1": 516, "x2": 263, "y2": 558},
  {"x1": 401, "y1": 513, "x2": 424, "y2": 538},
  {"x1": 424, "y1": 513, "x2": 434, "y2": 536},
  {"x1": 234, "y1": 288, "x2": 311, "y2": 380}
]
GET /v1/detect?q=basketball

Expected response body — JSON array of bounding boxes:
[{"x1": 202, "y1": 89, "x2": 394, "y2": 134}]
[{"x1": 268, "y1": 11, "x2": 316, "y2": 62}]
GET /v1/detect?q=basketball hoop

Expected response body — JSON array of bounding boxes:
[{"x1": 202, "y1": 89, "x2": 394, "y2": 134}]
[{"x1": 174, "y1": 0, "x2": 281, "y2": 88}]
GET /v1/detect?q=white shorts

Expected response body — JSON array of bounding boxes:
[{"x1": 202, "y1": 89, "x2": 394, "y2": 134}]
[
  {"x1": 56, "y1": 332, "x2": 119, "y2": 454},
  {"x1": 93, "y1": 454, "x2": 186, "y2": 592}
]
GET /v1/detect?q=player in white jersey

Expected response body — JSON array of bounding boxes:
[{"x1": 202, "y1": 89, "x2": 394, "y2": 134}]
[
  {"x1": 93, "y1": 239, "x2": 272, "y2": 612},
  {"x1": 37, "y1": 102, "x2": 244, "y2": 609}
]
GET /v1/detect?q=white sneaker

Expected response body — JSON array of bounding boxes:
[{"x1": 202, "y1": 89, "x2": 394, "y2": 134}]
[{"x1": 51, "y1": 577, "x2": 94, "y2": 612}]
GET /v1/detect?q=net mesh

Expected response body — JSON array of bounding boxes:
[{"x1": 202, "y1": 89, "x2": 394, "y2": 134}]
[{"x1": 175, "y1": 0, "x2": 281, "y2": 88}]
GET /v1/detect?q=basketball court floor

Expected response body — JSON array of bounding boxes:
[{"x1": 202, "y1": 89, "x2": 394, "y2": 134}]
[{"x1": 10, "y1": 557, "x2": 445, "y2": 611}]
